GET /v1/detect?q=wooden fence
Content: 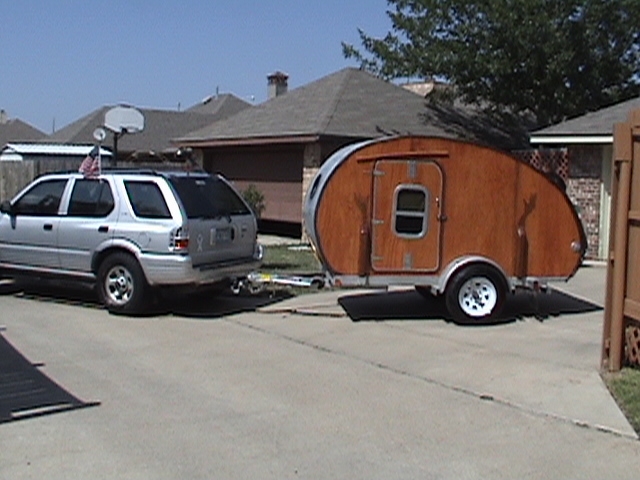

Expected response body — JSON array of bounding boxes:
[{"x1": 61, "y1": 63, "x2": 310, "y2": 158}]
[
  {"x1": 0, "y1": 159, "x2": 80, "y2": 201},
  {"x1": 0, "y1": 159, "x2": 185, "y2": 202},
  {"x1": 602, "y1": 109, "x2": 640, "y2": 372}
]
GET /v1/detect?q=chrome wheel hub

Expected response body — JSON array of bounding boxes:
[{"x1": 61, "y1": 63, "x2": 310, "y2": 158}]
[
  {"x1": 458, "y1": 276, "x2": 497, "y2": 317},
  {"x1": 105, "y1": 265, "x2": 134, "y2": 306}
]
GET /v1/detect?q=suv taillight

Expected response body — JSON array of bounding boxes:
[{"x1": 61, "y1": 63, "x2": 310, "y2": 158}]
[{"x1": 170, "y1": 227, "x2": 189, "y2": 252}]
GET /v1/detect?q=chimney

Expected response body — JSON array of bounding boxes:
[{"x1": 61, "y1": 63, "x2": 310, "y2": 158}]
[
  {"x1": 0, "y1": 109, "x2": 8, "y2": 124},
  {"x1": 267, "y1": 71, "x2": 289, "y2": 99}
]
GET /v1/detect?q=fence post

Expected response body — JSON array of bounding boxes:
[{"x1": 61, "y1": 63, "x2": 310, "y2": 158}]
[{"x1": 603, "y1": 116, "x2": 634, "y2": 371}]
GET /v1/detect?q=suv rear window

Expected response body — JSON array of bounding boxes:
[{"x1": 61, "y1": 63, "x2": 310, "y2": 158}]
[
  {"x1": 168, "y1": 176, "x2": 250, "y2": 219},
  {"x1": 124, "y1": 181, "x2": 172, "y2": 219}
]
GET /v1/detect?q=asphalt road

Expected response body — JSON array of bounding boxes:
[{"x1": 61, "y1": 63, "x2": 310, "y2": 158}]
[{"x1": 1, "y1": 271, "x2": 639, "y2": 479}]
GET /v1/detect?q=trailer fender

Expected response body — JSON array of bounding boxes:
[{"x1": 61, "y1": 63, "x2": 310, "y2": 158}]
[{"x1": 437, "y1": 256, "x2": 510, "y2": 295}]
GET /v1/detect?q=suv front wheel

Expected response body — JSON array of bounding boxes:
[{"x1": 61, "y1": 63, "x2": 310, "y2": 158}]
[{"x1": 97, "y1": 252, "x2": 148, "y2": 315}]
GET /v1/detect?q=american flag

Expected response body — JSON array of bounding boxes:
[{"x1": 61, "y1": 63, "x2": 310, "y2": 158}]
[{"x1": 79, "y1": 145, "x2": 101, "y2": 177}]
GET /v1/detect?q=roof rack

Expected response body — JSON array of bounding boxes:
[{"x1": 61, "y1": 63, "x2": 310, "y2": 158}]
[{"x1": 35, "y1": 168, "x2": 212, "y2": 179}]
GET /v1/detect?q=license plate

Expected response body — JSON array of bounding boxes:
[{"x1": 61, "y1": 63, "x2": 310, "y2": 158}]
[{"x1": 211, "y1": 227, "x2": 232, "y2": 245}]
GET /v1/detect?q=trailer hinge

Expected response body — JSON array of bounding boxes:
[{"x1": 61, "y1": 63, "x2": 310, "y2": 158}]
[
  {"x1": 373, "y1": 170, "x2": 385, "y2": 177},
  {"x1": 372, "y1": 219, "x2": 384, "y2": 225},
  {"x1": 404, "y1": 253, "x2": 413, "y2": 270},
  {"x1": 408, "y1": 161, "x2": 417, "y2": 179}
]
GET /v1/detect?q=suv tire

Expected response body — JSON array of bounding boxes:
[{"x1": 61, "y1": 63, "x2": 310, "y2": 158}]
[{"x1": 97, "y1": 252, "x2": 148, "y2": 315}]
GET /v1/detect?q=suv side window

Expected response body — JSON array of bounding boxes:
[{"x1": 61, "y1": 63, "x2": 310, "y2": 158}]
[
  {"x1": 124, "y1": 181, "x2": 172, "y2": 219},
  {"x1": 13, "y1": 179, "x2": 67, "y2": 216},
  {"x1": 169, "y1": 176, "x2": 250, "y2": 218},
  {"x1": 68, "y1": 179, "x2": 115, "y2": 217}
]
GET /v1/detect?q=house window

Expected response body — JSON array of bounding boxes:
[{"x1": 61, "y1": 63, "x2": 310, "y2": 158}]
[{"x1": 393, "y1": 186, "x2": 429, "y2": 237}]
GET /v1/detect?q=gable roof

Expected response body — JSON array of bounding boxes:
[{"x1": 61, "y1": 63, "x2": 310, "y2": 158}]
[
  {"x1": 176, "y1": 68, "x2": 529, "y2": 151},
  {"x1": 0, "y1": 116, "x2": 46, "y2": 146},
  {"x1": 530, "y1": 96, "x2": 640, "y2": 145},
  {"x1": 47, "y1": 95, "x2": 252, "y2": 155},
  {"x1": 186, "y1": 93, "x2": 252, "y2": 116}
]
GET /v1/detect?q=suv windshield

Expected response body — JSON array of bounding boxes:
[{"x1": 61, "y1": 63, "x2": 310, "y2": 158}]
[{"x1": 169, "y1": 176, "x2": 250, "y2": 219}]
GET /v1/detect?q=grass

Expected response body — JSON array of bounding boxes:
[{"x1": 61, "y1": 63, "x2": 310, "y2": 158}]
[
  {"x1": 255, "y1": 243, "x2": 324, "y2": 295},
  {"x1": 605, "y1": 368, "x2": 640, "y2": 435},
  {"x1": 259, "y1": 243, "x2": 322, "y2": 275}
]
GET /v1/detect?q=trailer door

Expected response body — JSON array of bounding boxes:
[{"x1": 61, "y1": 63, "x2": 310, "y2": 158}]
[{"x1": 371, "y1": 159, "x2": 443, "y2": 273}]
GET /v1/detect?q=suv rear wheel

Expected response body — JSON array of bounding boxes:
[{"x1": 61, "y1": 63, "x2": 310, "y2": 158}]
[{"x1": 97, "y1": 252, "x2": 148, "y2": 315}]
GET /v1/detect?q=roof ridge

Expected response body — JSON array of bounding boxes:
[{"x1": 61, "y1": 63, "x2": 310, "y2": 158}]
[
  {"x1": 50, "y1": 106, "x2": 107, "y2": 139},
  {"x1": 317, "y1": 68, "x2": 355, "y2": 133}
]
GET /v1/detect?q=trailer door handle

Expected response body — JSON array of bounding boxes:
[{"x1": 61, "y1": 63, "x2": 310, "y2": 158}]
[
  {"x1": 98, "y1": 226, "x2": 109, "y2": 233},
  {"x1": 43, "y1": 224, "x2": 53, "y2": 231}
]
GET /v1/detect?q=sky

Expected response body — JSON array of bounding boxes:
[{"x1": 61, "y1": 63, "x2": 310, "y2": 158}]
[{"x1": 0, "y1": 0, "x2": 392, "y2": 134}]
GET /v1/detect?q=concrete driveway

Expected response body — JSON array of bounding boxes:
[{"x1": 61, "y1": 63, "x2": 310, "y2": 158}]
[{"x1": 1, "y1": 264, "x2": 639, "y2": 479}]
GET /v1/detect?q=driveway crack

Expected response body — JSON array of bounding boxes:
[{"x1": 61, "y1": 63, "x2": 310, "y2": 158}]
[{"x1": 226, "y1": 316, "x2": 637, "y2": 441}]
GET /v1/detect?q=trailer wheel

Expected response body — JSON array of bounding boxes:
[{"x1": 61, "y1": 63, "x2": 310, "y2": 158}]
[
  {"x1": 97, "y1": 252, "x2": 148, "y2": 315},
  {"x1": 445, "y1": 265, "x2": 506, "y2": 325}
]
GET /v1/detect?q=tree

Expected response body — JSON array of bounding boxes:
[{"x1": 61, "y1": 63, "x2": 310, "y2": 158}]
[{"x1": 343, "y1": 0, "x2": 640, "y2": 126}]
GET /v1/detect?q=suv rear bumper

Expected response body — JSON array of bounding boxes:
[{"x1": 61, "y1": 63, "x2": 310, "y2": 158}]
[{"x1": 140, "y1": 246, "x2": 263, "y2": 287}]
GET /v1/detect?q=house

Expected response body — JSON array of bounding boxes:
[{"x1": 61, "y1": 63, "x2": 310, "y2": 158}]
[
  {"x1": 0, "y1": 110, "x2": 46, "y2": 146},
  {"x1": 46, "y1": 94, "x2": 252, "y2": 164},
  {"x1": 175, "y1": 68, "x2": 530, "y2": 235},
  {"x1": 530, "y1": 96, "x2": 640, "y2": 259}
]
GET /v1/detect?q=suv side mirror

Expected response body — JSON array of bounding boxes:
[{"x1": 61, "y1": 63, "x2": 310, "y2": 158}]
[{"x1": 0, "y1": 200, "x2": 14, "y2": 215}]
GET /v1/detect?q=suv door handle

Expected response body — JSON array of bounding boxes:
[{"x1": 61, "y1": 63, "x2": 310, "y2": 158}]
[
  {"x1": 98, "y1": 226, "x2": 109, "y2": 233},
  {"x1": 43, "y1": 224, "x2": 53, "y2": 231}
]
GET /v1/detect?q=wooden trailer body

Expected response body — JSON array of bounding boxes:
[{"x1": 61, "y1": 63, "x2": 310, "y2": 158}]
[{"x1": 303, "y1": 136, "x2": 587, "y2": 323}]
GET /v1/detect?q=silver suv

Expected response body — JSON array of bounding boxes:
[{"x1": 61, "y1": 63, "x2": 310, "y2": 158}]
[{"x1": 0, "y1": 170, "x2": 262, "y2": 314}]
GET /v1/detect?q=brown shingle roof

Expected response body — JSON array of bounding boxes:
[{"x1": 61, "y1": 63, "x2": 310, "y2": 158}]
[
  {"x1": 531, "y1": 96, "x2": 640, "y2": 139},
  {"x1": 176, "y1": 68, "x2": 528, "y2": 151},
  {"x1": 0, "y1": 117, "x2": 46, "y2": 146},
  {"x1": 47, "y1": 94, "x2": 252, "y2": 154}
]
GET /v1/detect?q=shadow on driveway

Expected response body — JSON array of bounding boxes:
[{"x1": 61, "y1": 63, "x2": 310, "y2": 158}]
[
  {"x1": 1, "y1": 278, "x2": 602, "y2": 324},
  {"x1": 0, "y1": 333, "x2": 99, "y2": 425},
  {"x1": 338, "y1": 288, "x2": 602, "y2": 324},
  {"x1": 0, "y1": 278, "x2": 294, "y2": 319},
  {"x1": 164, "y1": 289, "x2": 295, "y2": 318}
]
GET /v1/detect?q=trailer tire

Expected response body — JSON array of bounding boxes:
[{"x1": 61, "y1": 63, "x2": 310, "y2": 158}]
[{"x1": 445, "y1": 265, "x2": 507, "y2": 325}]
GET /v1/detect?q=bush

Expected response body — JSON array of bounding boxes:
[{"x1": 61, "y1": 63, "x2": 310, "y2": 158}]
[{"x1": 242, "y1": 184, "x2": 266, "y2": 218}]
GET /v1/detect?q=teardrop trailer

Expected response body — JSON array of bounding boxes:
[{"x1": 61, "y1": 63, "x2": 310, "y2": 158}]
[{"x1": 303, "y1": 136, "x2": 587, "y2": 324}]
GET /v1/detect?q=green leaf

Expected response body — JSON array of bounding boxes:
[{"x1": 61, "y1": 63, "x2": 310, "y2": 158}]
[{"x1": 344, "y1": 0, "x2": 640, "y2": 126}]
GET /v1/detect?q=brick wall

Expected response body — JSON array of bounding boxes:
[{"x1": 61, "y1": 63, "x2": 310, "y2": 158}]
[
  {"x1": 566, "y1": 177, "x2": 601, "y2": 258},
  {"x1": 567, "y1": 145, "x2": 603, "y2": 259}
]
